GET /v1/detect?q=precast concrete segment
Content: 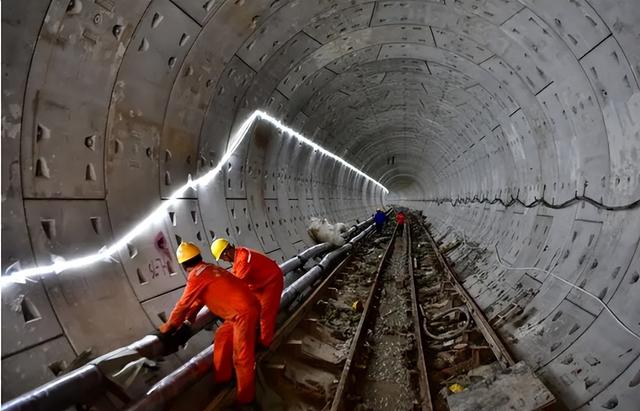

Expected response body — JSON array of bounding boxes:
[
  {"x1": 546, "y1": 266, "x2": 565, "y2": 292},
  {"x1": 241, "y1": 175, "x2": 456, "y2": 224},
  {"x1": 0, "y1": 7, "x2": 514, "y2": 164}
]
[
  {"x1": 1, "y1": 111, "x2": 387, "y2": 285},
  {"x1": 2, "y1": 0, "x2": 640, "y2": 409}
]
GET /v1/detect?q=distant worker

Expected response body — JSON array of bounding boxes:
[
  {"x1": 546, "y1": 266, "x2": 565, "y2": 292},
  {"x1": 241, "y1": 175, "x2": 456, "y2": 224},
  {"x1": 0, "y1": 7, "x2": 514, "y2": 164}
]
[
  {"x1": 374, "y1": 208, "x2": 387, "y2": 234},
  {"x1": 396, "y1": 210, "x2": 406, "y2": 236},
  {"x1": 211, "y1": 239, "x2": 284, "y2": 349},
  {"x1": 160, "y1": 242, "x2": 259, "y2": 405}
]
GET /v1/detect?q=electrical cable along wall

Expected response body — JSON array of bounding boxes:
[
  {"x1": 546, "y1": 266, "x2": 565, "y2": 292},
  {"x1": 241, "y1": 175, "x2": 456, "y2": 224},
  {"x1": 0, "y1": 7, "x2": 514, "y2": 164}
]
[
  {"x1": 392, "y1": 3, "x2": 640, "y2": 408},
  {"x1": 2, "y1": 0, "x2": 640, "y2": 409}
]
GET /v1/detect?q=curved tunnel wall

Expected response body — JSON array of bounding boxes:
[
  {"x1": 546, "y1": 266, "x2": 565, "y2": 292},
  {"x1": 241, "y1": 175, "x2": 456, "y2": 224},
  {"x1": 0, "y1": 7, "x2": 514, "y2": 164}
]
[{"x1": 1, "y1": 0, "x2": 639, "y2": 409}]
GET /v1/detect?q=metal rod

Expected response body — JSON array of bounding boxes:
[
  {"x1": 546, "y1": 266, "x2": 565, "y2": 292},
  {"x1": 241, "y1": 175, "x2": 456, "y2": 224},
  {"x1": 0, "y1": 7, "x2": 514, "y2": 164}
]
[
  {"x1": 330, "y1": 223, "x2": 398, "y2": 411},
  {"x1": 406, "y1": 222, "x2": 433, "y2": 411},
  {"x1": 126, "y1": 346, "x2": 214, "y2": 411}
]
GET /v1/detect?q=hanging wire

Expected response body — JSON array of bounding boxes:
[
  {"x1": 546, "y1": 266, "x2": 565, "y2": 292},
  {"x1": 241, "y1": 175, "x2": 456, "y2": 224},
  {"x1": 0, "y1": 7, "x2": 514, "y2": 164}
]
[
  {"x1": 427, "y1": 191, "x2": 640, "y2": 212},
  {"x1": 494, "y1": 245, "x2": 640, "y2": 343}
]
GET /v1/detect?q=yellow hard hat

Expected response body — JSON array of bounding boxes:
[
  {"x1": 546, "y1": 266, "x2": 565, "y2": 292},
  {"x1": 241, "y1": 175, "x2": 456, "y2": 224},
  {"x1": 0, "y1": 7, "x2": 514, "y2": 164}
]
[
  {"x1": 210, "y1": 238, "x2": 230, "y2": 261},
  {"x1": 176, "y1": 242, "x2": 201, "y2": 264}
]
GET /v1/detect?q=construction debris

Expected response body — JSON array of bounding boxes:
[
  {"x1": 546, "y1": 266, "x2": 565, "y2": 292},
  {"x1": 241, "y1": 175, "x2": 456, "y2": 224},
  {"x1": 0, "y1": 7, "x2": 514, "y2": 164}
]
[
  {"x1": 446, "y1": 361, "x2": 555, "y2": 411},
  {"x1": 308, "y1": 217, "x2": 348, "y2": 246}
]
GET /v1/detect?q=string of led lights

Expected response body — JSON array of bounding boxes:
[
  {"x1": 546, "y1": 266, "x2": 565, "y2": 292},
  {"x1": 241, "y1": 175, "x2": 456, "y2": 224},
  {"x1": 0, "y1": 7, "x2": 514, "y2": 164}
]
[{"x1": 1, "y1": 110, "x2": 389, "y2": 287}]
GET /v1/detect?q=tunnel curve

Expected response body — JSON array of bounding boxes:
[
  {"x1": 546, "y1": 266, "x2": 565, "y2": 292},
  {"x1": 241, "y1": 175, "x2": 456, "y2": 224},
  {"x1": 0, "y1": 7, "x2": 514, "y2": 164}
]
[{"x1": 2, "y1": 0, "x2": 640, "y2": 409}]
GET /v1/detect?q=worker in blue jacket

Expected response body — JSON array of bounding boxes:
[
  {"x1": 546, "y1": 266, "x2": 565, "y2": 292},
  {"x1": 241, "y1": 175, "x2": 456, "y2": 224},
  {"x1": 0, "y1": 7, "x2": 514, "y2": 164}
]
[{"x1": 374, "y1": 209, "x2": 386, "y2": 234}]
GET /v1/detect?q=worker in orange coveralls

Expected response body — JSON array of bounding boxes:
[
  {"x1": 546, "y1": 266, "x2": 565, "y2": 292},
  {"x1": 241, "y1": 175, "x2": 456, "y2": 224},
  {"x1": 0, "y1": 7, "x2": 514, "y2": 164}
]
[
  {"x1": 211, "y1": 238, "x2": 284, "y2": 349},
  {"x1": 160, "y1": 242, "x2": 260, "y2": 405}
]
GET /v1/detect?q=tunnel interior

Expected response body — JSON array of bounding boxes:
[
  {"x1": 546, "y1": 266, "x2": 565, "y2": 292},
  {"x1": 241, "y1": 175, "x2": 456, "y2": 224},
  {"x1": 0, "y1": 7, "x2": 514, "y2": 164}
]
[{"x1": 2, "y1": 0, "x2": 640, "y2": 409}]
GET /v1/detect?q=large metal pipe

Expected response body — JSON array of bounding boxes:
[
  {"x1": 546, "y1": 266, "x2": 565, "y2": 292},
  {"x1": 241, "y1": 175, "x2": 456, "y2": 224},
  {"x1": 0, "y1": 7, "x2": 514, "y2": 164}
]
[
  {"x1": 349, "y1": 225, "x2": 374, "y2": 244},
  {"x1": 0, "y1": 365, "x2": 104, "y2": 411},
  {"x1": 126, "y1": 346, "x2": 214, "y2": 411},
  {"x1": 279, "y1": 241, "x2": 334, "y2": 273},
  {"x1": 280, "y1": 244, "x2": 352, "y2": 308},
  {"x1": 126, "y1": 221, "x2": 374, "y2": 411},
  {"x1": 3, "y1": 219, "x2": 375, "y2": 411}
]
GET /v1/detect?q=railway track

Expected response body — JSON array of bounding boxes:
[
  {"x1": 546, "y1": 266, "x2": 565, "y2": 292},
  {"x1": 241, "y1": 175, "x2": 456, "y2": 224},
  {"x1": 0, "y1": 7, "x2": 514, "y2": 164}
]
[
  {"x1": 204, "y1": 222, "x2": 404, "y2": 410},
  {"x1": 204, "y1": 210, "x2": 544, "y2": 411},
  {"x1": 331, "y1": 222, "x2": 429, "y2": 411},
  {"x1": 408, "y1": 216, "x2": 501, "y2": 410},
  {"x1": 256, "y1": 226, "x2": 397, "y2": 410}
]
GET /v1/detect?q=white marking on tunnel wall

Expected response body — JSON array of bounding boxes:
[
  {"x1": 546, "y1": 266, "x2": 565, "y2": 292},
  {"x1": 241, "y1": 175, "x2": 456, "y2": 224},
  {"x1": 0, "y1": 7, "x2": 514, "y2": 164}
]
[{"x1": 1, "y1": 110, "x2": 389, "y2": 287}]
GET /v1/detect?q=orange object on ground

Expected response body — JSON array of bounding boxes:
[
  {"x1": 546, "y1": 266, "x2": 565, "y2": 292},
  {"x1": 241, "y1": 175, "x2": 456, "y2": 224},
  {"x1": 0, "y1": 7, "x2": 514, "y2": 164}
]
[
  {"x1": 160, "y1": 262, "x2": 260, "y2": 404},
  {"x1": 232, "y1": 247, "x2": 284, "y2": 347}
]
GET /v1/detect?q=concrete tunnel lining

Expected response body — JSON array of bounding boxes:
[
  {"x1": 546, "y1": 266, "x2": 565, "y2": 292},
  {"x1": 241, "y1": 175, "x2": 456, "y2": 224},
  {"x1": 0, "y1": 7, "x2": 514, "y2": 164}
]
[{"x1": 2, "y1": 0, "x2": 640, "y2": 409}]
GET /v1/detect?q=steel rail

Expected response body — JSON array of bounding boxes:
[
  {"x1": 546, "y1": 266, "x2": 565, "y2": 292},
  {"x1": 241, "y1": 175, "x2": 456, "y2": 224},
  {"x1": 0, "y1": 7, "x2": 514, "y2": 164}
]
[
  {"x1": 417, "y1": 220, "x2": 516, "y2": 368},
  {"x1": 329, "y1": 224, "x2": 399, "y2": 411},
  {"x1": 406, "y1": 221, "x2": 434, "y2": 411}
]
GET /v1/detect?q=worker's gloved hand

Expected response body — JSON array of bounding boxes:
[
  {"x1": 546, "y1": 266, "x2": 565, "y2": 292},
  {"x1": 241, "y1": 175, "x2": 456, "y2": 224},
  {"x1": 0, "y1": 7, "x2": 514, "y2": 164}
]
[
  {"x1": 172, "y1": 323, "x2": 193, "y2": 346},
  {"x1": 155, "y1": 323, "x2": 193, "y2": 354},
  {"x1": 158, "y1": 322, "x2": 174, "y2": 334}
]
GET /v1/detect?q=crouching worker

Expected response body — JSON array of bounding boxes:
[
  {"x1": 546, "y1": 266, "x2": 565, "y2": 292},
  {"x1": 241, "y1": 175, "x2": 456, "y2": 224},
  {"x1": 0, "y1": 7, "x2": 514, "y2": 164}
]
[
  {"x1": 160, "y1": 242, "x2": 260, "y2": 405},
  {"x1": 211, "y1": 239, "x2": 284, "y2": 349}
]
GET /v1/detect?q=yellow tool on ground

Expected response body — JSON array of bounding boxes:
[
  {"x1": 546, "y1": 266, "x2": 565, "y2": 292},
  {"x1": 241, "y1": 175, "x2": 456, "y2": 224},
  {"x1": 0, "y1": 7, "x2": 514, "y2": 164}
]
[{"x1": 448, "y1": 383, "x2": 465, "y2": 393}]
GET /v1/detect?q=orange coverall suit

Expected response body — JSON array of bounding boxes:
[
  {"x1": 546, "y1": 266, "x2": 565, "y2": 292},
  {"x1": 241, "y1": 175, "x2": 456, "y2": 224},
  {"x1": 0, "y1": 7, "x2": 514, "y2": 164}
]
[
  {"x1": 232, "y1": 247, "x2": 284, "y2": 348},
  {"x1": 161, "y1": 262, "x2": 260, "y2": 404}
]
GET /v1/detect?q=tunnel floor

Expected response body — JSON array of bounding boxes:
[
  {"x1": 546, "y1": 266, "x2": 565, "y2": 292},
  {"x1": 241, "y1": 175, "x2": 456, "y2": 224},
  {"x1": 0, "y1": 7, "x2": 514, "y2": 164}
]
[{"x1": 193, "y1": 213, "x2": 556, "y2": 411}]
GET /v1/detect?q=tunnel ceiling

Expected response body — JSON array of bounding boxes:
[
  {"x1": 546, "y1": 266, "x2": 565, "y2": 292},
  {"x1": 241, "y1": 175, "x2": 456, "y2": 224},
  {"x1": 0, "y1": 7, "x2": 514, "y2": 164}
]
[{"x1": 2, "y1": 0, "x2": 640, "y2": 409}]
